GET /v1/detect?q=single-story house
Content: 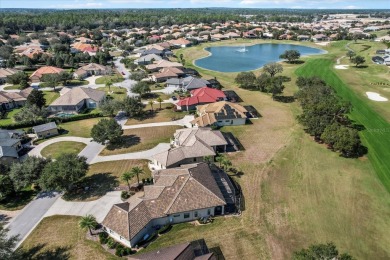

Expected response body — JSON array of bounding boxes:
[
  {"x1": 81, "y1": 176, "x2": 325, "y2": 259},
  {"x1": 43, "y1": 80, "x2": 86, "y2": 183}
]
[
  {"x1": 48, "y1": 87, "x2": 106, "y2": 113},
  {"x1": 312, "y1": 34, "x2": 329, "y2": 42},
  {"x1": 32, "y1": 122, "x2": 59, "y2": 139},
  {"x1": 0, "y1": 87, "x2": 33, "y2": 111},
  {"x1": 74, "y1": 63, "x2": 112, "y2": 79},
  {"x1": 135, "y1": 54, "x2": 163, "y2": 65},
  {"x1": 191, "y1": 101, "x2": 247, "y2": 127},
  {"x1": 0, "y1": 129, "x2": 24, "y2": 166},
  {"x1": 297, "y1": 35, "x2": 310, "y2": 41},
  {"x1": 102, "y1": 163, "x2": 228, "y2": 248},
  {"x1": 29, "y1": 66, "x2": 64, "y2": 83},
  {"x1": 129, "y1": 239, "x2": 218, "y2": 260},
  {"x1": 0, "y1": 68, "x2": 18, "y2": 84},
  {"x1": 166, "y1": 76, "x2": 210, "y2": 91},
  {"x1": 168, "y1": 38, "x2": 192, "y2": 48},
  {"x1": 150, "y1": 67, "x2": 184, "y2": 83},
  {"x1": 176, "y1": 87, "x2": 226, "y2": 111},
  {"x1": 150, "y1": 127, "x2": 227, "y2": 170},
  {"x1": 146, "y1": 60, "x2": 183, "y2": 72}
]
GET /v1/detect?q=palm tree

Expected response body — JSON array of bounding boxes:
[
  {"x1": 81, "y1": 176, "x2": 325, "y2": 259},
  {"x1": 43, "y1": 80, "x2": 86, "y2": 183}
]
[
  {"x1": 121, "y1": 171, "x2": 135, "y2": 190},
  {"x1": 215, "y1": 154, "x2": 226, "y2": 168},
  {"x1": 221, "y1": 158, "x2": 232, "y2": 171},
  {"x1": 148, "y1": 100, "x2": 154, "y2": 112},
  {"x1": 105, "y1": 79, "x2": 113, "y2": 93},
  {"x1": 131, "y1": 166, "x2": 144, "y2": 185},
  {"x1": 156, "y1": 97, "x2": 163, "y2": 110},
  {"x1": 79, "y1": 214, "x2": 98, "y2": 236},
  {"x1": 203, "y1": 155, "x2": 213, "y2": 165}
]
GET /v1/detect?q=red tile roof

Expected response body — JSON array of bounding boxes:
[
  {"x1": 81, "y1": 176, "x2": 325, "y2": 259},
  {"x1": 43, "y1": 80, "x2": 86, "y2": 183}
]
[{"x1": 177, "y1": 87, "x2": 225, "y2": 107}]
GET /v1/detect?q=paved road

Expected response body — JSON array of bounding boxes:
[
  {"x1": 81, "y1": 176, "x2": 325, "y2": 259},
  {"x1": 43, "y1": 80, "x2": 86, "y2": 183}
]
[
  {"x1": 44, "y1": 191, "x2": 122, "y2": 222},
  {"x1": 6, "y1": 192, "x2": 60, "y2": 249},
  {"x1": 78, "y1": 141, "x2": 105, "y2": 164},
  {"x1": 113, "y1": 57, "x2": 138, "y2": 97}
]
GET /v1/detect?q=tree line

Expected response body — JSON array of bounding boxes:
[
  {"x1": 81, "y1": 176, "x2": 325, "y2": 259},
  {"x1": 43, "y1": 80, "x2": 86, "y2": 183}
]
[{"x1": 295, "y1": 76, "x2": 366, "y2": 158}]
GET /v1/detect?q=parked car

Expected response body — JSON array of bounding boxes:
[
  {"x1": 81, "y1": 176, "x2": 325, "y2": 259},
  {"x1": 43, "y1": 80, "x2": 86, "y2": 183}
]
[
  {"x1": 171, "y1": 96, "x2": 177, "y2": 101},
  {"x1": 121, "y1": 71, "x2": 125, "y2": 75}
]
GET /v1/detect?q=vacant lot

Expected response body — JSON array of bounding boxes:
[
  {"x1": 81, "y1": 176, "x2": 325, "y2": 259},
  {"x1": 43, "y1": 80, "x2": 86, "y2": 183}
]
[
  {"x1": 19, "y1": 215, "x2": 119, "y2": 260},
  {"x1": 60, "y1": 117, "x2": 105, "y2": 138},
  {"x1": 100, "y1": 126, "x2": 181, "y2": 156},
  {"x1": 41, "y1": 141, "x2": 86, "y2": 159},
  {"x1": 95, "y1": 75, "x2": 124, "y2": 84},
  {"x1": 125, "y1": 104, "x2": 187, "y2": 125},
  {"x1": 97, "y1": 86, "x2": 127, "y2": 100}
]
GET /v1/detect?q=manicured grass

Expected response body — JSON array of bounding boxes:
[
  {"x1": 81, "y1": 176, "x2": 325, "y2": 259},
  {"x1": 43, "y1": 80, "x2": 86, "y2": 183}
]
[
  {"x1": 18, "y1": 215, "x2": 119, "y2": 260},
  {"x1": 97, "y1": 86, "x2": 127, "y2": 100},
  {"x1": 41, "y1": 141, "x2": 86, "y2": 159},
  {"x1": 142, "y1": 92, "x2": 171, "y2": 102},
  {"x1": 43, "y1": 90, "x2": 60, "y2": 105},
  {"x1": 95, "y1": 75, "x2": 124, "y2": 84},
  {"x1": 0, "y1": 188, "x2": 38, "y2": 211},
  {"x1": 3, "y1": 85, "x2": 21, "y2": 90},
  {"x1": 125, "y1": 104, "x2": 187, "y2": 125},
  {"x1": 0, "y1": 108, "x2": 22, "y2": 126},
  {"x1": 296, "y1": 58, "x2": 390, "y2": 193},
  {"x1": 66, "y1": 80, "x2": 89, "y2": 86},
  {"x1": 60, "y1": 117, "x2": 105, "y2": 138},
  {"x1": 100, "y1": 126, "x2": 181, "y2": 156}
]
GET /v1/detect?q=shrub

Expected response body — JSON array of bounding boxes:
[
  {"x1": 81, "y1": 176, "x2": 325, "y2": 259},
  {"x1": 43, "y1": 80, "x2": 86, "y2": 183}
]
[
  {"x1": 99, "y1": 233, "x2": 108, "y2": 244},
  {"x1": 158, "y1": 224, "x2": 172, "y2": 235},
  {"x1": 121, "y1": 191, "x2": 130, "y2": 200},
  {"x1": 107, "y1": 237, "x2": 117, "y2": 249},
  {"x1": 124, "y1": 247, "x2": 134, "y2": 255},
  {"x1": 115, "y1": 244, "x2": 125, "y2": 256}
]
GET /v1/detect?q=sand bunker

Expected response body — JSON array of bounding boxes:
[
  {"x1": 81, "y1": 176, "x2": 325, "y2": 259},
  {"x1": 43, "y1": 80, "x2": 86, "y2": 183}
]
[
  {"x1": 315, "y1": 42, "x2": 330, "y2": 46},
  {"x1": 334, "y1": 65, "x2": 349, "y2": 70},
  {"x1": 366, "y1": 92, "x2": 388, "y2": 102}
]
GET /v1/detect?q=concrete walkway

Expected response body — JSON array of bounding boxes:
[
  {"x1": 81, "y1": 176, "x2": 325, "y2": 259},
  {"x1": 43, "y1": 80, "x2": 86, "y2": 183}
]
[{"x1": 44, "y1": 191, "x2": 122, "y2": 222}]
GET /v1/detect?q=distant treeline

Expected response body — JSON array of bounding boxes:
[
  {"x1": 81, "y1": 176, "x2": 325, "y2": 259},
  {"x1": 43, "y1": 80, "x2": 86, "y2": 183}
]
[{"x1": 0, "y1": 8, "x2": 389, "y2": 34}]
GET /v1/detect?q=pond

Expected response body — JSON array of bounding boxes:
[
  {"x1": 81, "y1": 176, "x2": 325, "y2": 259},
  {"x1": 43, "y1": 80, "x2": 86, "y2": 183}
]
[{"x1": 194, "y1": 43, "x2": 326, "y2": 72}]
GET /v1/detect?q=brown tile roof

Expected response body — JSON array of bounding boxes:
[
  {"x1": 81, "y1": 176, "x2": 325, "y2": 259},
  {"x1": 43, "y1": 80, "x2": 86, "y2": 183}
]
[
  {"x1": 0, "y1": 68, "x2": 18, "y2": 79},
  {"x1": 30, "y1": 66, "x2": 64, "y2": 79},
  {"x1": 146, "y1": 60, "x2": 183, "y2": 70},
  {"x1": 191, "y1": 101, "x2": 247, "y2": 127},
  {"x1": 102, "y1": 163, "x2": 226, "y2": 242},
  {"x1": 49, "y1": 87, "x2": 105, "y2": 106},
  {"x1": 128, "y1": 242, "x2": 192, "y2": 260}
]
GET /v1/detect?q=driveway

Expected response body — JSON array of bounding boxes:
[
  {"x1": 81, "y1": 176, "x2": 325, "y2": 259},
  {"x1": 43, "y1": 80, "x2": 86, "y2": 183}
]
[
  {"x1": 28, "y1": 137, "x2": 94, "y2": 157},
  {"x1": 6, "y1": 192, "x2": 60, "y2": 248},
  {"x1": 43, "y1": 191, "x2": 122, "y2": 222}
]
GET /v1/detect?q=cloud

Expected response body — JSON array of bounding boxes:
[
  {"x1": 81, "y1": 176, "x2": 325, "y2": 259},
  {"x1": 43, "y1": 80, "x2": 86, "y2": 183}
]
[{"x1": 53, "y1": 0, "x2": 104, "y2": 8}]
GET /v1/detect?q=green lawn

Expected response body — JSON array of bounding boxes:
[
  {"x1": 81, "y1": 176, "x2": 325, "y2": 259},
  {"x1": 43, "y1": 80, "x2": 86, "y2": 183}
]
[
  {"x1": 125, "y1": 104, "x2": 187, "y2": 125},
  {"x1": 3, "y1": 85, "x2": 21, "y2": 90},
  {"x1": 0, "y1": 108, "x2": 22, "y2": 126},
  {"x1": 43, "y1": 91, "x2": 60, "y2": 105},
  {"x1": 59, "y1": 117, "x2": 105, "y2": 138},
  {"x1": 97, "y1": 86, "x2": 127, "y2": 100},
  {"x1": 296, "y1": 58, "x2": 390, "y2": 193},
  {"x1": 41, "y1": 141, "x2": 86, "y2": 159},
  {"x1": 95, "y1": 75, "x2": 124, "y2": 84}
]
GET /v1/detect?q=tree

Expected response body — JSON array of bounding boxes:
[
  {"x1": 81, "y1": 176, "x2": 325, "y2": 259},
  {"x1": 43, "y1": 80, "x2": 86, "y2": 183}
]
[
  {"x1": 40, "y1": 154, "x2": 88, "y2": 192},
  {"x1": 91, "y1": 118, "x2": 123, "y2": 145},
  {"x1": 9, "y1": 156, "x2": 48, "y2": 190},
  {"x1": 265, "y1": 77, "x2": 285, "y2": 99},
  {"x1": 351, "y1": 55, "x2": 365, "y2": 67},
  {"x1": 129, "y1": 71, "x2": 147, "y2": 81},
  {"x1": 42, "y1": 74, "x2": 60, "y2": 91},
  {"x1": 321, "y1": 124, "x2": 362, "y2": 158},
  {"x1": 279, "y1": 50, "x2": 301, "y2": 63},
  {"x1": 121, "y1": 96, "x2": 144, "y2": 118},
  {"x1": 215, "y1": 154, "x2": 226, "y2": 168},
  {"x1": 58, "y1": 71, "x2": 71, "y2": 85},
  {"x1": 0, "y1": 173, "x2": 14, "y2": 201},
  {"x1": 105, "y1": 79, "x2": 113, "y2": 93},
  {"x1": 27, "y1": 89, "x2": 46, "y2": 108},
  {"x1": 234, "y1": 72, "x2": 256, "y2": 89},
  {"x1": 6, "y1": 72, "x2": 29, "y2": 85},
  {"x1": 256, "y1": 73, "x2": 271, "y2": 92},
  {"x1": 148, "y1": 100, "x2": 154, "y2": 111},
  {"x1": 203, "y1": 155, "x2": 213, "y2": 165},
  {"x1": 132, "y1": 81, "x2": 151, "y2": 97},
  {"x1": 0, "y1": 224, "x2": 19, "y2": 260},
  {"x1": 156, "y1": 97, "x2": 163, "y2": 110},
  {"x1": 14, "y1": 104, "x2": 48, "y2": 123},
  {"x1": 346, "y1": 50, "x2": 356, "y2": 60},
  {"x1": 100, "y1": 99, "x2": 120, "y2": 117},
  {"x1": 79, "y1": 214, "x2": 97, "y2": 236},
  {"x1": 263, "y1": 62, "x2": 283, "y2": 77},
  {"x1": 121, "y1": 171, "x2": 135, "y2": 190},
  {"x1": 293, "y1": 242, "x2": 354, "y2": 260},
  {"x1": 130, "y1": 166, "x2": 144, "y2": 186},
  {"x1": 221, "y1": 158, "x2": 232, "y2": 171}
]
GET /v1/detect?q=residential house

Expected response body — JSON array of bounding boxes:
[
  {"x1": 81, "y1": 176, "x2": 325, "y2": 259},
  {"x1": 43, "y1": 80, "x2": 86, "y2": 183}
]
[
  {"x1": 135, "y1": 54, "x2": 163, "y2": 66},
  {"x1": 146, "y1": 60, "x2": 183, "y2": 72},
  {"x1": 150, "y1": 128, "x2": 227, "y2": 170},
  {"x1": 48, "y1": 87, "x2": 106, "y2": 113},
  {"x1": 176, "y1": 87, "x2": 226, "y2": 111},
  {"x1": 129, "y1": 239, "x2": 218, "y2": 260},
  {"x1": 32, "y1": 122, "x2": 59, "y2": 139},
  {"x1": 29, "y1": 66, "x2": 64, "y2": 83},
  {"x1": 102, "y1": 163, "x2": 230, "y2": 248},
  {"x1": 0, "y1": 129, "x2": 24, "y2": 166},
  {"x1": 312, "y1": 34, "x2": 329, "y2": 42},
  {"x1": 0, "y1": 87, "x2": 33, "y2": 111},
  {"x1": 151, "y1": 67, "x2": 184, "y2": 83},
  {"x1": 74, "y1": 63, "x2": 111, "y2": 79},
  {"x1": 168, "y1": 38, "x2": 192, "y2": 48},
  {"x1": 0, "y1": 68, "x2": 18, "y2": 84},
  {"x1": 297, "y1": 35, "x2": 310, "y2": 41},
  {"x1": 191, "y1": 101, "x2": 247, "y2": 127},
  {"x1": 166, "y1": 76, "x2": 210, "y2": 91}
]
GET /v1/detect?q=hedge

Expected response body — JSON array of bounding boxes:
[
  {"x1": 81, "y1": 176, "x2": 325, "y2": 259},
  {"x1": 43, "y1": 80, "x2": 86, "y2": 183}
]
[{"x1": 0, "y1": 112, "x2": 104, "y2": 130}]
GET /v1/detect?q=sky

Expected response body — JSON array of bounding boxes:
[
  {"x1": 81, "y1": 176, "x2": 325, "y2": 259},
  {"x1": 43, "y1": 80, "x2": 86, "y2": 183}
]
[{"x1": 0, "y1": 0, "x2": 389, "y2": 9}]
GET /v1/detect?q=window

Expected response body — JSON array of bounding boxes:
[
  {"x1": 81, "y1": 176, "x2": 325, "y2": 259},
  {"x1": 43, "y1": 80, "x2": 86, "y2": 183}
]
[
  {"x1": 184, "y1": 213, "x2": 190, "y2": 219},
  {"x1": 225, "y1": 120, "x2": 230, "y2": 122},
  {"x1": 173, "y1": 214, "x2": 180, "y2": 218},
  {"x1": 194, "y1": 211, "x2": 198, "y2": 218},
  {"x1": 193, "y1": 158, "x2": 197, "y2": 162},
  {"x1": 207, "y1": 209, "x2": 211, "y2": 215}
]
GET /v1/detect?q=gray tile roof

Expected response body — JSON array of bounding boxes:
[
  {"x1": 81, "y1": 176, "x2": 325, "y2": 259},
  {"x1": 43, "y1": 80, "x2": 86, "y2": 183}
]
[
  {"x1": 32, "y1": 122, "x2": 58, "y2": 133},
  {"x1": 0, "y1": 146, "x2": 19, "y2": 158}
]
